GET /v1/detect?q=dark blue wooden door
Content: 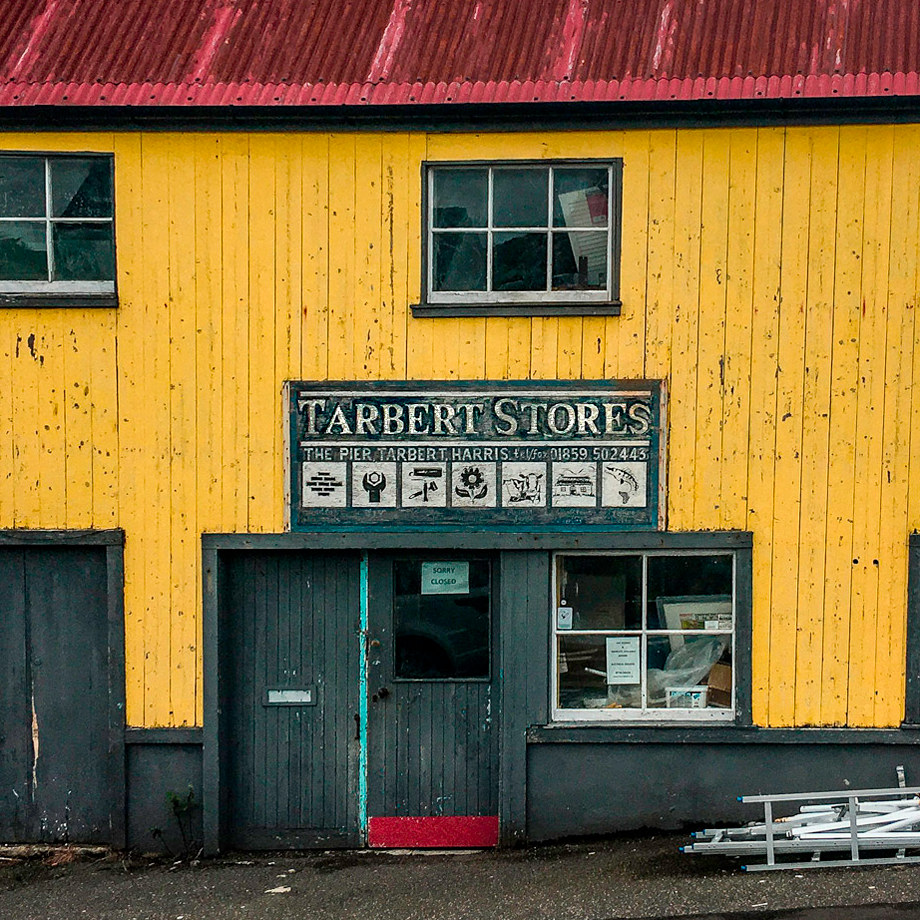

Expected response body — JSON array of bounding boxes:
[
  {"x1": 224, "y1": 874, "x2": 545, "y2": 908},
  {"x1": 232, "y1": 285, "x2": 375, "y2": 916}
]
[
  {"x1": 366, "y1": 554, "x2": 499, "y2": 847},
  {"x1": 221, "y1": 551, "x2": 361, "y2": 848},
  {"x1": 0, "y1": 547, "x2": 113, "y2": 843}
]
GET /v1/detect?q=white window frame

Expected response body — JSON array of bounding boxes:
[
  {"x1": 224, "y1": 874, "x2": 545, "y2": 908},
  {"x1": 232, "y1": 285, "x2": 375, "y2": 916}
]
[
  {"x1": 551, "y1": 549, "x2": 737, "y2": 723},
  {"x1": 0, "y1": 153, "x2": 115, "y2": 296},
  {"x1": 425, "y1": 161, "x2": 620, "y2": 305}
]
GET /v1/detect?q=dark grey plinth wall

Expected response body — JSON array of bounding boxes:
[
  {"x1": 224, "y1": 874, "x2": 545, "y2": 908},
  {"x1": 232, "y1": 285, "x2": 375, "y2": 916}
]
[
  {"x1": 525, "y1": 731, "x2": 920, "y2": 839},
  {"x1": 126, "y1": 730, "x2": 203, "y2": 854}
]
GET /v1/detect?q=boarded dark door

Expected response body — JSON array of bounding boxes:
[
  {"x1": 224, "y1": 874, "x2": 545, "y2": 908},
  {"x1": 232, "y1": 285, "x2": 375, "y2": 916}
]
[
  {"x1": 0, "y1": 547, "x2": 114, "y2": 843},
  {"x1": 221, "y1": 551, "x2": 361, "y2": 848},
  {"x1": 366, "y1": 554, "x2": 499, "y2": 847}
]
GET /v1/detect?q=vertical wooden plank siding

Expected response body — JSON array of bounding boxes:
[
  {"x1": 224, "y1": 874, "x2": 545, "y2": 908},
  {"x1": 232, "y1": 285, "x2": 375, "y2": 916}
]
[
  {"x1": 877, "y1": 126, "x2": 920, "y2": 727},
  {"x1": 0, "y1": 126, "x2": 919, "y2": 729},
  {"x1": 794, "y1": 127, "x2": 838, "y2": 726},
  {"x1": 746, "y1": 128, "x2": 785, "y2": 726},
  {"x1": 37, "y1": 315, "x2": 65, "y2": 529},
  {"x1": 220, "y1": 135, "x2": 251, "y2": 537},
  {"x1": 667, "y1": 130, "x2": 704, "y2": 531},
  {"x1": 694, "y1": 130, "x2": 730, "y2": 529},
  {"x1": 720, "y1": 129, "x2": 757, "y2": 533},
  {"x1": 248, "y1": 135, "x2": 278, "y2": 535},
  {"x1": 194, "y1": 134, "x2": 223, "y2": 725},
  {"x1": 643, "y1": 130, "x2": 677, "y2": 385},
  {"x1": 768, "y1": 128, "x2": 810, "y2": 726},
  {"x1": 848, "y1": 127, "x2": 895, "y2": 727},
  {"x1": 355, "y1": 135, "x2": 383, "y2": 381},
  {"x1": 140, "y1": 133, "x2": 173, "y2": 726},
  {"x1": 112, "y1": 132, "x2": 146, "y2": 721},
  {"x1": 167, "y1": 135, "x2": 199, "y2": 722},
  {"x1": 820, "y1": 126, "x2": 866, "y2": 725}
]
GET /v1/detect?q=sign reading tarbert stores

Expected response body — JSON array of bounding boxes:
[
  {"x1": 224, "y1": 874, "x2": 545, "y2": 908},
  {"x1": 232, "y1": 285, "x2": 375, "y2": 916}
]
[{"x1": 287, "y1": 381, "x2": 664, "y2": 530}]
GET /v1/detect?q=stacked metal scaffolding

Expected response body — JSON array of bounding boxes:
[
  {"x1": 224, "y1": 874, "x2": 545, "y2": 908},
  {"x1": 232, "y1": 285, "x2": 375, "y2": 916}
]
[{"x1": 683, "y1": 774, "x2": 920, "y2": 871}]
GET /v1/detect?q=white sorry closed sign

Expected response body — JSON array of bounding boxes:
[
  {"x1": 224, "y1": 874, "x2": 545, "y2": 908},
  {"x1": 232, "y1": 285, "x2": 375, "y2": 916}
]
[{"x1": 421, "y1": 561, "x2": 470, "y2": 595}]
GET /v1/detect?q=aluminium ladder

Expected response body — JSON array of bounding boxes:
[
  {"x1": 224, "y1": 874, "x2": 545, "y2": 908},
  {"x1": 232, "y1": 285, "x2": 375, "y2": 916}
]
[{"x1": 683, "y1": 774, "x2": 920, "y2": 871}]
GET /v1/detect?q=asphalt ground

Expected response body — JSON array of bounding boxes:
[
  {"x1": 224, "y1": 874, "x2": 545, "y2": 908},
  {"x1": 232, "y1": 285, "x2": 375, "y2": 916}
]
[{"x1": 2, "y1": 834, "x2": 920, "y2": 920}]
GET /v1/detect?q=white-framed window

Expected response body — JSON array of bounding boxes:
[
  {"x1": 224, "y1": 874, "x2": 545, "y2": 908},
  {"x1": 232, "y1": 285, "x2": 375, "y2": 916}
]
[
  {"x1": 552, "y1": 550, "x2": 737, "y2": 722},
  {"x1": 421, "y1": 160, "x2": 621, "y2": 313},
  {"x1": 0, "y1": 153, "x2": 115, "y2": 300}
]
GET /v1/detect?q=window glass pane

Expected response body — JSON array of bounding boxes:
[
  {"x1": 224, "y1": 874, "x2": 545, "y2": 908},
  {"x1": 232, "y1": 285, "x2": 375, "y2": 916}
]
[
  {"x1": 52, "y1": 223, "x2": 115, "y2": 281},
  {"x1": 0, "y1": 221, "x2": 48, "y2": 280},
  {"x1": 0, "y1": 157, "x2": 46, "y2": 218},
  {"x1": 553, "y1": 168, "x2": 608, "y2": 228},
  {"x1": 558, "y1": 635, "x2": 640, "y2": 709},
  {"x1": 432, "y1": 169, "x2": 488, "y2": 228},
  {"x1": 552, "y1": 231, "x2": 607, "y2": 291},
  {"x1": 492, "y1": 168, "x2": 548, "y2": 227},
  {"x1": 432, "y1": 232, "x2": 487, "y2": 291},
  {"x1": 394, "y1": 559, "x2": 490, "y2": 679},
  {"x1": 557, "y1": 555, "x2": 642, "y2": 630},
  {"x1": 646, "y1": 554, "x2": 733, "y2": 630},
  {"x1": 645, "y1": 635, "x2": 730, "y2": 709},
  {"x1": 492, "y1": 231, "x2": 547, "y2": 291},
  {"x1": 51, "y1": 158, "x2": 113, "y2": 218}
]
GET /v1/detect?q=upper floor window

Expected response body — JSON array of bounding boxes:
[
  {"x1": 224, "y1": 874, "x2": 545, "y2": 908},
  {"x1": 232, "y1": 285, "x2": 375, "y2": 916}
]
[
  {"x1": 0, "y1": 154, "x2": 115, "y2": 305},
  {"x1": 415, "y1": 160, "x2": 622, "y2": 317}
]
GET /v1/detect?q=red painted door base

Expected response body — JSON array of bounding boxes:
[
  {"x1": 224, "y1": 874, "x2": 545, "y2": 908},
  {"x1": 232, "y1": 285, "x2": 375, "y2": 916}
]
[{"x1": 368, "y1": 815, "x2": 499, "y2": 848}]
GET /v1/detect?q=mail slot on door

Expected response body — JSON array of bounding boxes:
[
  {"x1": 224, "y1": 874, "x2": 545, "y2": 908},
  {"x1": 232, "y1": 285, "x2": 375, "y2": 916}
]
[{"x1": 264, "y1": 687, "x2": 317, "y2": 706}]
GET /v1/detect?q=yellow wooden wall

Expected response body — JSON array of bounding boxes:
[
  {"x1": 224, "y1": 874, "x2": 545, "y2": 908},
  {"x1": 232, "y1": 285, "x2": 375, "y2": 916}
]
[{"x1": 1, "y1": 126, "x2": 918, "y2": 729}]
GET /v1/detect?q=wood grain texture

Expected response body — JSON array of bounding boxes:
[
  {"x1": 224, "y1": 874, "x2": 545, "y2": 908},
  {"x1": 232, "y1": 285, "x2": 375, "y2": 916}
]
[
  {"x1": 745, "y1": 128, "x2": 784, "y2": 726},
  {"x1": 0, "y1": 547, "x2": 115, "y2": 842},
  {"x1": 0, "y1": 126, "x2": 917, "y2": 728},
  {"x1": 222, "y1": 552, "x2": 360, "y2": 847}
]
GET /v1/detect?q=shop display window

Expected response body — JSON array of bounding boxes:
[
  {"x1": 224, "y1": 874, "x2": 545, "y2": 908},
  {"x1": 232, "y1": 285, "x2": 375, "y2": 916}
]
[{"x1": 553, "y1": 552, "x2": 736, "y2": 721}]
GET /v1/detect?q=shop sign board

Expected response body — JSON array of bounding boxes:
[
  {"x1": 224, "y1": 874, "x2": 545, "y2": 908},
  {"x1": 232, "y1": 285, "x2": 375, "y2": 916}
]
[{"x1": 286, "y1": 381, "x2": 665, "y2": 530}]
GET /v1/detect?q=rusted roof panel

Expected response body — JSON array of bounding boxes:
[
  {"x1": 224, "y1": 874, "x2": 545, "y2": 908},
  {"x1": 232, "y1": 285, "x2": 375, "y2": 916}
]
[{"x1": 1, "y1": 0, "x2": 919, "y2": 106}]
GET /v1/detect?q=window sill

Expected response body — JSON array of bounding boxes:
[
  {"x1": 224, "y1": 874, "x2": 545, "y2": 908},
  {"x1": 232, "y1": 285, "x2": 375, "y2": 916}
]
[
  {"x1": 0, "y1": 292, "x2": 118, "y2": 308},
  {"x1": 411, "y1": 301, "x2": 622, "y2": 318},
  {"x1": 526, "y1": 725, "x2": 920, "y2": 744}
]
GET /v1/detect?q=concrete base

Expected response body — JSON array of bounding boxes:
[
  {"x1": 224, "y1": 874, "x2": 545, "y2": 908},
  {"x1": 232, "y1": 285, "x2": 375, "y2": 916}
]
[
  {"x1": 125, "y1": 731, "x2": 203, "y2": 855},
  {"x1": 122, "y1": 725, "x2": 920, "y2": 850},
  {"x1": 525, "y1": 731, "x2": 920, "y2": 840}
]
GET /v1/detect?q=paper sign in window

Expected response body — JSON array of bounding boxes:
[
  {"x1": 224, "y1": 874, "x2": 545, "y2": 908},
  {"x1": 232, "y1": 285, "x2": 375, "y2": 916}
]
[
  {"x1": 421, "y1": 561, "x2": 470, "y2": 595},
  {"x1": 605, "y1": 636, "x2": 640, "y2": 684}
]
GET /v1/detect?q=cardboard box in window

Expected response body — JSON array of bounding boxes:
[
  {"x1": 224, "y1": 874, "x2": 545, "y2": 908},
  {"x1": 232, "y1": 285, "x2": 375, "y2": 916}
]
[
  {"x1": 706, "y1": 661, "x2": 732, "y2": 707},
  {"x1": 665, "y1": 686, "x2": 708, "y2": 708},
  {"x1": 570, "y1": 572, "x2": 626, "y2": 629}
]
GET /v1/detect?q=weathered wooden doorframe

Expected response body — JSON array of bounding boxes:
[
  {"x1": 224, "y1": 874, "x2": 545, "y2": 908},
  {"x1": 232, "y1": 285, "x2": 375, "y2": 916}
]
[
  {"x1": 0, "y1": 529, "x2": 126, "y2": 848},
  {"x1": 203, "y1": 533, "x2": 515, "y2": 853}
]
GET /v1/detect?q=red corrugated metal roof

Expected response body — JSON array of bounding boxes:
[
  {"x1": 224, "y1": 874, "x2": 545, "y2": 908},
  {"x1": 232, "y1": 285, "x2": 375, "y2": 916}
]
[{"x1": 1, "y1": 0, "x2": 919, "y2": 106}]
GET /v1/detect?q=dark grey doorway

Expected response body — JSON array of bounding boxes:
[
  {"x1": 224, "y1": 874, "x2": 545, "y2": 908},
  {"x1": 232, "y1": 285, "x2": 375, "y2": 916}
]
[
  {"x1": 366, "y1": 554, "x2": 499, "y2": 847},
  {"x1": 219, "y1": 551, "x2": 361, "y2": 848},
  {"x1": 0, "y1": 544, "x2": 120, "y2": 843}
]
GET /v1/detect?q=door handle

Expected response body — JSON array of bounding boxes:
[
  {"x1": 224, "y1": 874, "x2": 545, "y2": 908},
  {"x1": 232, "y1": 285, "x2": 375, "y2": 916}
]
[{"x1": 353, "y1": 712, "x2": 360, "y2": 741}]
